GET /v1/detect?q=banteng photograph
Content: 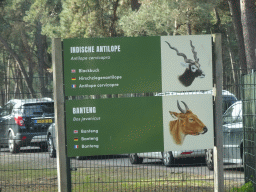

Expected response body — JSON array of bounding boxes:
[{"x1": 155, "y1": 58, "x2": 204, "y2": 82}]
[
  {"x1": 162, "y1": 94, "x2": 214, "y2": 151},
  {"x1": 161, "y1": 35, "x2": 212, "y2": 92}
]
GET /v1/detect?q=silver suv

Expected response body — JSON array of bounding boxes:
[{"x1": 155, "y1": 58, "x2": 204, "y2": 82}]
[{"x1": 205, "y1": 101, "x2": 243, "y2": 170}]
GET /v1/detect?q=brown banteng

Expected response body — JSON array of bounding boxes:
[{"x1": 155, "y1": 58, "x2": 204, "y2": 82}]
[
  {"x1": 165, "y1": 40, "x2": 205, "y2": 87},
  {"x1": 169, "y1": 101, "x2": 207, "y2": 145}
]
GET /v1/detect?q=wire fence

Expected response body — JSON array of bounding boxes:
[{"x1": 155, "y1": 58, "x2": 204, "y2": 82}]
[{"x1": 0, "y1": 69, "x2": 254, "y2": 191}]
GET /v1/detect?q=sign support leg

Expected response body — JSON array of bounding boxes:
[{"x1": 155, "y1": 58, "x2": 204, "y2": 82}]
[
  {"x1": 52, "y1": 38, "x2": 71, "y2": 192},
  {"x1": 213, "y1": 33, "x2": 224, "y2": 192}
]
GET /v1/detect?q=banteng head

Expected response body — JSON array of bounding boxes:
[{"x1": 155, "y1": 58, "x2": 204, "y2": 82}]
[
  {"x1": 165, "y1": 41, "x2": 205, "y2": 87},
  {"x1": 169, "y1": 101, "x2": 207, "y2": 145}
]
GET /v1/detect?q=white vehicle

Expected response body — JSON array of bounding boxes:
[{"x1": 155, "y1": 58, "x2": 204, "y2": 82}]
[{"x1": 129, "y1": 150, "x2": 205, "y2": 167}]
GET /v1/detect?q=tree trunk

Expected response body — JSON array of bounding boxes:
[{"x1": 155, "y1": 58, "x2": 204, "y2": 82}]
[
  {"x1": 36, "y1": 22, "x2": 47, "y2": 97},
  {"x1": 240, "y1": 0, "x2": 256, "y2": 71},
  {"x1": 131, "y1": 0, "x2": 141, "y2": 11},
  {"x1": 6, "y1": 57, "x2": 10, "y2": 101},
  {"x1": 3, "y1": 51, "x2": 7, "y2": 104},
  {"x1": 0, "y1": 35, "x2": 36, "y2": 97},
  {"x1": 226, "y1": 27, "x2": 239, "y2": 97},
  {"x1": 110, "y1": 0, "x2": 119, "y2": 37},
  {"x1": 21, "y1": 27, "x2": 35, "y2": 85},
  {"x1": 213, "y1": 8, "x2": 221, "y2": 32},
  {"x1": 228, "y1": 0, "x2": 247, "y2": 73},
  {"x1": 186, "y1": 8, "x2": 192, "y2": 35}
]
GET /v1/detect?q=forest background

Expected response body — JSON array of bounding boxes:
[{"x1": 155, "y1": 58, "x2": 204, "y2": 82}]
[{"x1": 0, "y1": 0, "x2": 255, "y2": 106}]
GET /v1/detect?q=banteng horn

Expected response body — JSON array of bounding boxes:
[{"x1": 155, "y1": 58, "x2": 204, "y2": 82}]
[{"x1": 177, "y1": 100, "x2": 189, "y2": 114}]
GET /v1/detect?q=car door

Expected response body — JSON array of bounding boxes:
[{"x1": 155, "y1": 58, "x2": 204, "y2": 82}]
[
  {"x1": 222, "y1": 101, "x2": 243, "y2": 163},
  {"x1": 0, "y1": 107, "x2": 5, "y2": 145},
  {"x1": 137, "y1": 152, "x2": 162, "y2": 159},
  {"x1": 0, "y1": 103, "x2": 14, "y2": 146}
]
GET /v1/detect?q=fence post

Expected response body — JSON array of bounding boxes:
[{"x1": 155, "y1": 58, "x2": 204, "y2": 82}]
[
  {"x1": 52, "y1": 38, "x2": 71, "y2": 192},
  {"x1": 213, "y1": 33, "x2": 224, "y2": 192}
]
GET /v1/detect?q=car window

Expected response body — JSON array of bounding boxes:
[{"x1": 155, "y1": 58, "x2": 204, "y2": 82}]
[
  {"x1": 12, "y1": 108, "x2": 21, "y2": 115},
  {"x1": 23, "y1": 103, "x2": 54, "y2": 117},
  {"x1": 0, "y1": 103, "x2": 14, "y2": 116},
  {"x1": 223, "y1": 102, "x2": 242, "y2": 124},
  {"x1": 222, "y1": 95, "x2": 237, "y2": 114}
]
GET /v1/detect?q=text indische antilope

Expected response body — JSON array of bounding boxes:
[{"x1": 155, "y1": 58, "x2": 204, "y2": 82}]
[{"x1": 165, "y1": 40, "x2": 205, "y2": 87}]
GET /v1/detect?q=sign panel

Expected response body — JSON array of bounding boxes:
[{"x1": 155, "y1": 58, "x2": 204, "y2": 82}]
[
  {"x1": 66, "y1": 94, "x2": 214, "y2": 157},
  {"x1": 65, "y1": 97, "x2": 164, "y2": 157},
  {"x1": 63, "y1": 35, "x2": 214, "y2": 157},
  {"x1": 163, "y1": 94, "x2": 214, "y2": 151},
  {"x1": 63, "y1": 37, "x2": 162, "y2": 96},
  {"x1": 161, "y1": 35, "x2": 213, "y2": 92},
  {"x1": 63, "y1": 35, "x2": 212, "y2": 95}
]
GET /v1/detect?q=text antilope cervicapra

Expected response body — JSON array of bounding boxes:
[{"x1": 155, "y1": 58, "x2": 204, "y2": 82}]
[
  {"x1": 169, "y1": 101, "x2": 208, "y2": 145},
  {"x1": 165, "y1": 41, "x2": 205, "y2": 87}
]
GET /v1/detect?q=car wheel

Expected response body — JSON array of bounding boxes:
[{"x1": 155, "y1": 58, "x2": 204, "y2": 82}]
[
  {"x1": 48, "y1": 136, "x2": 56, "y2": 158},
  {"x1": 8, "y1": 132, "x2": 20, "y2": 154},
  {"x1": 129, "y1": 153, "x2": 143, "y2": 164},
  {"x1": 162, "y1": 151, "x2": 174, "y2": 167},
  {"x1": 205, "y1": 149, "x2": 214, "y2": 170}
]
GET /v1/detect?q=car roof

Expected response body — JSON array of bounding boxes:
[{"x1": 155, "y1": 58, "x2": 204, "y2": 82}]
[
  {"x1": 155, "y1": 90, "x2": 237, "y2": 98},
  {"x1": 223, "y1": 100, "x2": 242, "y2": 115},
  {"x1": 6, "y1": 97, "x2": 53, "y2": 107}
]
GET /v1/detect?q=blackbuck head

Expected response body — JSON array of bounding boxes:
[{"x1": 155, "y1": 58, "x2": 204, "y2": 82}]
[
  {"x1": 165, "y1": 41, "x2": 205, "y2": 87},
  {"x1": 169, "y1": 101, "x2": 208, "y2": 145}
]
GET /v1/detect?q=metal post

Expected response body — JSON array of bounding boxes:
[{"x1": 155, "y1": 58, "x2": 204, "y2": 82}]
[
  {"x1": 213, "y1": 34, "x2": 224, "y2": 191},
  {"x1": 52, "y1": 38, "x2": 71, "y2": 192}
]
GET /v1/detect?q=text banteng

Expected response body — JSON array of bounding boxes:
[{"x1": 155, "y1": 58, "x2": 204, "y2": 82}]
[{"x1": 73, "y1": 107, "x2": 96, "y2": 114}]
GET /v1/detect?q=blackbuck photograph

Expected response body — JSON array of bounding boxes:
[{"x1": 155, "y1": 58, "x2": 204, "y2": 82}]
[
  {"x1": 165, "y1": 40, "x2": 205, "y2": 87},
  {"x1": 161, "y1": 35, "x2": 212, "y2": 92}
]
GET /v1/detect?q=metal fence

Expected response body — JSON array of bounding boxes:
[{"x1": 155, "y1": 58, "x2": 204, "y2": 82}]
[
  {"x1": 241, "y1": 72, "x2": 256, "y2": 188},
  {"x1": 0, "y1": 68, "x2": 253, "y2": 191}
]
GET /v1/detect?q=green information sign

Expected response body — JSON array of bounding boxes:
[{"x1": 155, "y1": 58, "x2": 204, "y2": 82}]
[
  {"x1": 63, "y1": 37, "x2": 162, "y2": 96},
  {"x1": 65, "y1": 94, "x2": 214, "y2": 157},
  {"x1": 63, "y1": 35, "x2": 214, "y2": 157},
  {"x1": 65, "y1": 97, "x2": 164, "y2": 157}
]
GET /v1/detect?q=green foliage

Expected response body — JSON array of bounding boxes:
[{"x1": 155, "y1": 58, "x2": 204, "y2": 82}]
[
  {"x1": 119, "y1": 0, "x2": 221, "y2": 37},
  {"x1": 119, "y1": 0, "x2": 175, "y2": 36},
  {"x1": 0, "y1": 0, "x2": 253, "y2": 100},
  {"x1": 230, "y1": 181, "x2": 254, "y2": 192},
  {"x1": 38, "y1": 0, "x2": 131, "y2": 39}
]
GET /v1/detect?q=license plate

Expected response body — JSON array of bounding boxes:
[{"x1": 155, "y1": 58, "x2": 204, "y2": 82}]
[{"x1": 34, "y1": 119, "x2": 53, "y2": 124}]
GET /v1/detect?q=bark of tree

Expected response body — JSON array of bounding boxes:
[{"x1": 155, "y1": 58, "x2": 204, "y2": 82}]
[
  {"x1": 228, "y1": 0, "x2": 247, "y2": 73},
  {"x1": 110, "y1": 0, "x2": 119, "y2": 37},
  {"x1": 6, "y1": 57, "x2": 10, "y2": 101},
  {"x1": 36, "y1": 22, "x2": 47, "y2": 97},
  {"x1": 3, "y1": 51, "x2": 7, "y2": 104},
  {"x1": 226, "y1": 26, "x2": 240, "y2": 97},
  {"x1": 131, "y1": 0, "x2": 141, "y2": 11},
  {"x1": 213, "y1": 7, "x2": 221, "y2": 32},
  {"x1": 186, "y1": 8, "x2": 192, "y2": 35},
  {"x1": 240, "y1": 0, "x2": 256, "y2": 72},
  {"x1": 20, "y1": 27, "x2": 35, "y2": 85},
  {"x1": 0, "y1": 35, "x2": 36, "y2": 97}
]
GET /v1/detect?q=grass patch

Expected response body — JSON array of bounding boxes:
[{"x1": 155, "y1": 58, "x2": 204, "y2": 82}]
[
  {"x1": 0, "y1": 163, "x2": 244, "y2": 191},
  {"x1": 0, "y1": 163, "x2": 58, "y2": 192},
  {"x1": 70, "y1": 167, "x2": 240, "y2": 192}
]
